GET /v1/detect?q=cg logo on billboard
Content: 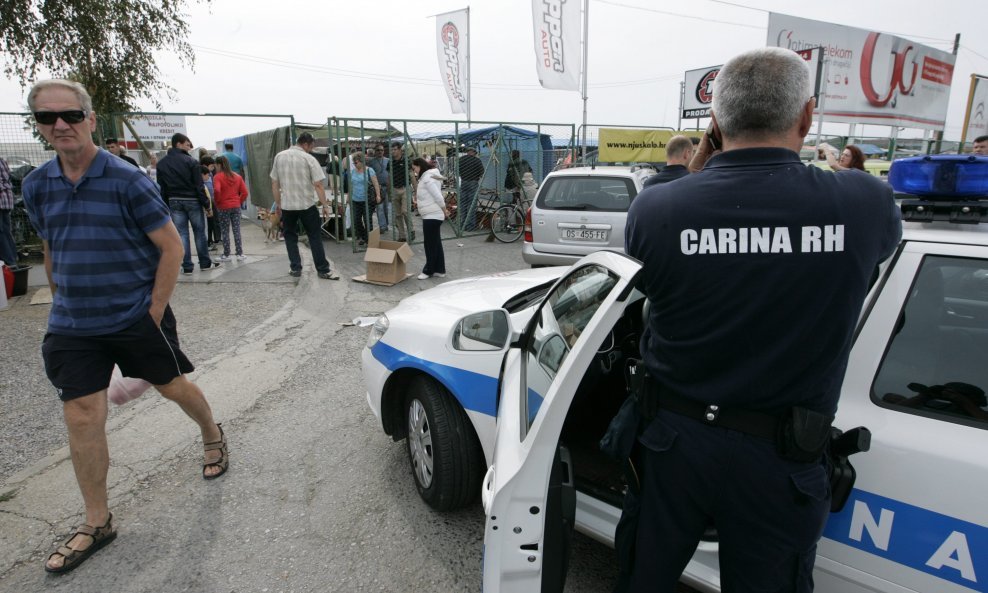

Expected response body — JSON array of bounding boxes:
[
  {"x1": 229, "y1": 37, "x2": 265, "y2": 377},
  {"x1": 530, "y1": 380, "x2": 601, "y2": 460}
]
[
  {"x1": 441, "y1": 22, "x2": 466, "y2": 102},
  {"x1": 694, "y1": 68, "x2": 719, "y2": 105},
  {"x1": 859, "y1": 32, "x2": 918, "y2": 108}
]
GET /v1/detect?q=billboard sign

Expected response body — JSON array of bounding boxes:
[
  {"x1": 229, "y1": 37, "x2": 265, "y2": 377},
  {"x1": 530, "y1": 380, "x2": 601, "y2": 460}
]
[
  {"x1": 682, "y1": 65, "x2": 721, "y2": 119},
  {"x1": 122, "y1": 114, "x2": 188, "y2": 146},
  {"x1": 768, "y1": 13, "x2": 955, "y2": 130},
  {"x1": 599, "y1": 128, "x2": 704, "y2": 162}
]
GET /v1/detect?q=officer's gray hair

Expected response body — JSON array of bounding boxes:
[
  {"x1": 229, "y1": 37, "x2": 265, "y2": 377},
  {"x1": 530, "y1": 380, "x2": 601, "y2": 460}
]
[
  {"x1": 712, "y1": 47, "x2": 811, "y2": 140},
  {"x1": 27, "y1": 79, "x2": 94, "y2": 113}
]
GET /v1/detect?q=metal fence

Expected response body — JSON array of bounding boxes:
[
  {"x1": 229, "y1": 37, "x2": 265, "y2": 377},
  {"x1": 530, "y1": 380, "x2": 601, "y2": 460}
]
[
  {"x1": 102, "y1": 112, "x2": 296, "y2": 219},
  {"x1": 324, "y1": 117, "x2": 576, "y2": 247},
  {"x1": 0, "y1": 112, "x2": 54, "y2": 257},
  {"x1": 0, "y1": 111, "x2": 296, "y2": 256},
  {"x1": 15, "y1": 109, "x2": 958, "y2": 258}
]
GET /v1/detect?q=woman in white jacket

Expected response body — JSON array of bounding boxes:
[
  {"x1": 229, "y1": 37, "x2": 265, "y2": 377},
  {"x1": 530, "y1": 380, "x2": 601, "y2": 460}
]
[{"x1": 412, "y1": 157, "x2": 448, "y2": 279}]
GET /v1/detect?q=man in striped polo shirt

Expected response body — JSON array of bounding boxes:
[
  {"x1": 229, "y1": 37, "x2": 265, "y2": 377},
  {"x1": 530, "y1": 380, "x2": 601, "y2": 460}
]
[{"x1": 21, "y1": 79, "x2": 228, "y2": 574}]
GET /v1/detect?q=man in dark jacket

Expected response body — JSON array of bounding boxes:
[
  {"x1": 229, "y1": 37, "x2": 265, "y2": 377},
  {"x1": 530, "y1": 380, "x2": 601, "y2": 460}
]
[
  {"x1": 389, "y1": 143, "x2": 415, "y2": 242},
  {"x1": 642, "y1": 135, "x2": 693, "y2": 188},
  {"x1": 458, "y1": 146, "x2": 484, "y2": 231},
  {"x1": 157, "y1": 133, "x2": 218, "y2": 274},
  {"x1": 504, "y1": 149, "x2": 531, "y2": 204}
]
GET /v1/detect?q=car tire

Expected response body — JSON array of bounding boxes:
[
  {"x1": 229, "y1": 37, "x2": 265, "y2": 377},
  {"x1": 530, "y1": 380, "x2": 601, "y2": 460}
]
[{"x1": 405, "y1": 377, "x2": 483, "y2": 511}]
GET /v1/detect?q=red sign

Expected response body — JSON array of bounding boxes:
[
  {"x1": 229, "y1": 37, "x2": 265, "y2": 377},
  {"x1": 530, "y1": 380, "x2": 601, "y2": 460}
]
[{"x1": 921, "y1": 56, "x2": 954, "y2": 85}]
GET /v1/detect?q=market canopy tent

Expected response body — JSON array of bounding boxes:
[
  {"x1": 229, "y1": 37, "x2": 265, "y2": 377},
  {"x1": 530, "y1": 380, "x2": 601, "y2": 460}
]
[{"x1": 404, "y1": 124, "x2": 555, "y2": 192}]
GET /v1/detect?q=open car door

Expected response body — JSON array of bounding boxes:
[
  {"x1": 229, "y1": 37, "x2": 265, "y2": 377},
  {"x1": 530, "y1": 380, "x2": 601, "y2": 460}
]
[{"x1": 481, "y1": 250, "x2": 642, "y2": 593}]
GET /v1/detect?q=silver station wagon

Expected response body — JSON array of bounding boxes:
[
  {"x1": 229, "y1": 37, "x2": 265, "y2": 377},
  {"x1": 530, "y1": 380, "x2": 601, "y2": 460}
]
[{"x1": 522, "y1": 165, "x2": 656, "y2": 267}]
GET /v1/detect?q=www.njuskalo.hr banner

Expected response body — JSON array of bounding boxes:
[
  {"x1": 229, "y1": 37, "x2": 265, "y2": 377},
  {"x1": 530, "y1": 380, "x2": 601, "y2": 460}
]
[{"x1": 598, "y1": 129, "x2": 703, "y2": 163}]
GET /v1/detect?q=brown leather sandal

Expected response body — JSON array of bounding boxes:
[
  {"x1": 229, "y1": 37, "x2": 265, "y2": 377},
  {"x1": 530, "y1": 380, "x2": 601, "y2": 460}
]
[
  {"x1": 44, "y1": 513, "x2": 117, "y2": 574},
  {"x1": 203, "y1": 423, "x2": 228, "y2": 480}
]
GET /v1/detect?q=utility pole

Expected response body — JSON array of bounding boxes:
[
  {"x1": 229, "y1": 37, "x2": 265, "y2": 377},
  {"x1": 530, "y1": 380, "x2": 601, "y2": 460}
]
[{"x1": 933, "y1": 33, "x2": 960, "y2": 154}]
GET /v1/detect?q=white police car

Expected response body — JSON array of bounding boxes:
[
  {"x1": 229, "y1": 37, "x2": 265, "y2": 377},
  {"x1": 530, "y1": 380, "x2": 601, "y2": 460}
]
[
  {"x1": 362, "y1": 267, "x2": 566, "y2": 510},
  {"x1": 481, "y1": 155, "x2": 988, "y2": 592},
  {"x1": 363, "y1": 156, "x2": 988, "y2": 592}
]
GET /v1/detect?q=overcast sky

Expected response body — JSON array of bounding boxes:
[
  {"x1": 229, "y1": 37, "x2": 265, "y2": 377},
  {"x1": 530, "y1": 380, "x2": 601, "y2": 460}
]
[{"x1": 2, "y1": 0, "x2": 985, "y2": 147}]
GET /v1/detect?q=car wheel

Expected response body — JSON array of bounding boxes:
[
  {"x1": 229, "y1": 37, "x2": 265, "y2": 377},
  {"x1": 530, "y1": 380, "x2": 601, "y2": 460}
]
[{"x1": 405, "y1": 377, "x2": 483, "y2": 511}]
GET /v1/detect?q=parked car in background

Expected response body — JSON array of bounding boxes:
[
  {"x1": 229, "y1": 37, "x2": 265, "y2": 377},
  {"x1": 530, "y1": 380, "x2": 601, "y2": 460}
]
[{"x1": 522, "y1": 164, "x2": 655, "y2": 267}]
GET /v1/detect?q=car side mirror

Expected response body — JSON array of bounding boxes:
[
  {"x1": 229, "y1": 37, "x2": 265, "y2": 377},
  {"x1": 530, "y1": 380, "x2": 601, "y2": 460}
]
[
  {"x1": 537, "y1": 334, "x2": 569, "y2": 378},
  {"x1": 452, "y1": 310, "x2": 510, "y2": 351}
]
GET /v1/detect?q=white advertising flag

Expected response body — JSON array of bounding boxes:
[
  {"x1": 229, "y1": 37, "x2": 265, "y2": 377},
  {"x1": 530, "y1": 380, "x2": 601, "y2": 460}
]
[
  {"x1": 963, "y1": 75, "x2": 988, "y2": 144},
  {"x1": 531, "y1": 0, "x2": 581, "y2": 91},
  {"x1": 768, "y1": 13, "x2": 955, "y2": 131},
  {"x1": 436, "y1": 9, "x2": 469, "y2": 115}
]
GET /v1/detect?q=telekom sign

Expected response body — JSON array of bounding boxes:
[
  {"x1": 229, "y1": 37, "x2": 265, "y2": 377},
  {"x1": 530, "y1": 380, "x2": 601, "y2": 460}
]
[{"x1": 768, "y1": 13, "x2": 955, "y2": 130}]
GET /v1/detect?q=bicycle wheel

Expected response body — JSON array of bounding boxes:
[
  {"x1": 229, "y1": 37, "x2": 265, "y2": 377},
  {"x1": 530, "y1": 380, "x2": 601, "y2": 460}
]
[{"x1": 491, "y1": 205, "x2": 524, "y2": 243}]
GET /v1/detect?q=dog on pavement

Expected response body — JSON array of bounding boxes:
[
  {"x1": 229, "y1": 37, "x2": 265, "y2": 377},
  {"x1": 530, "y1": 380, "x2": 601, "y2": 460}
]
[{"x1": 258, "y1": 208, "x2": 282, "y2": 242}]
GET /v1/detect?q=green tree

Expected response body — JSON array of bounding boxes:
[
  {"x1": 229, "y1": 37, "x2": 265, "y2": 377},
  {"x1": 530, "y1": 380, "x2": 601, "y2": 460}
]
[{"x1": 0, "y1": 0, "x2": 208, "y2": 114}]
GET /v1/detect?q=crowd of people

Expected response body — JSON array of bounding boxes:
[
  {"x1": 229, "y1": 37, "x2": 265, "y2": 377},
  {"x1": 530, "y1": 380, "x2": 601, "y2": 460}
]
[{"x1": 11, "y1": 59, "x2": 985, "y2": 585}]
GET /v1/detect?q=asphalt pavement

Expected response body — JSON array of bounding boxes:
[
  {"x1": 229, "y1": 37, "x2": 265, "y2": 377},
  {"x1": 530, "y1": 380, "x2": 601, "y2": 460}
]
[{"x1": 0, "y1": 219, "x2": 621, "y2": 592}]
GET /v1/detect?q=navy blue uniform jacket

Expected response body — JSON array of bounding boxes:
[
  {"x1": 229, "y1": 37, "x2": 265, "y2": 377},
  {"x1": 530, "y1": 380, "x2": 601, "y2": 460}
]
[
  {"x1": 642, "y1": 164, "x2": 689, "y2": 188},
  {"x1": 626, "y1": 147, "x2": 901, "y2": 415}
]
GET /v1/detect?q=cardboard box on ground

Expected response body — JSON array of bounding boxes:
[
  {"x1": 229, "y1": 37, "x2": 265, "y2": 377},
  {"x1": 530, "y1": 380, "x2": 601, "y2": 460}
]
[{"x1": 354, "y1": 229, "x2": 414, "y2": 286}]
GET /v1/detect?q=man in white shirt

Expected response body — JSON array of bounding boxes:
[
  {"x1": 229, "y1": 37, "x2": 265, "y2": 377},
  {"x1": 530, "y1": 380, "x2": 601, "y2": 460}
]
[{"x1": 270, "y1": 132, "x2": 339, "y2": 280}]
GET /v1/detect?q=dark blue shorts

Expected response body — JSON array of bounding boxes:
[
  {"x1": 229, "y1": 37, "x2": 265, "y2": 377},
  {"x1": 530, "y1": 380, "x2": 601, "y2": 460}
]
[{"x1": 42, "y1": 305, "x2": 194, "y2": 401}]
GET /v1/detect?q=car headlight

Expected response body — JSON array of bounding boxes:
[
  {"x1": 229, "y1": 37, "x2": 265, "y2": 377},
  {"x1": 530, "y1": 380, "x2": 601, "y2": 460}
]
[{"x1": 367, "y1": 314, "x2": 389, "y2": 348}]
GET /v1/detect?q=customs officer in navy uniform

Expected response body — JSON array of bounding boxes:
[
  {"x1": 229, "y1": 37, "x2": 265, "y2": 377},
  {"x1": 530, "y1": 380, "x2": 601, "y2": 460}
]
[
  {"x1": 622, "y1": 47, "x2": 902, "y2": 592},
  {"x1": 641, "y1": 134, "x2": 693, "y2": 188}
]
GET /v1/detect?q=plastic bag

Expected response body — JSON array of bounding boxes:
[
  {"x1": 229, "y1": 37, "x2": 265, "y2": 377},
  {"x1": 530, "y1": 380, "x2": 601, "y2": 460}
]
[{"x1": 107, "y1": 365, "x2": 152, "y2": 405}]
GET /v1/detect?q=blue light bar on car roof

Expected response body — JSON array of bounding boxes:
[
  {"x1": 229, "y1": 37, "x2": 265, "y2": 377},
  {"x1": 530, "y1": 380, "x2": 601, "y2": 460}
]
[{"x1": 889, "y1": 155, "x2": 988, "y2": 197}]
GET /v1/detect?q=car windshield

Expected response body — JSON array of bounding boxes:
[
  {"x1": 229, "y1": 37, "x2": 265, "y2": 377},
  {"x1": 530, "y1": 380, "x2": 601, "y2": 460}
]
[{"x1": 537, "y1": 176, "x2": 636, "y2": 212}]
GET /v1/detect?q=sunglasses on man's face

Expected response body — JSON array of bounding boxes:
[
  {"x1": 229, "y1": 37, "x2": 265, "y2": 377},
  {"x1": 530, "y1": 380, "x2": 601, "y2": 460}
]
[{"x1": 33, "y1": 110, "x2": 88, "y2": 125}]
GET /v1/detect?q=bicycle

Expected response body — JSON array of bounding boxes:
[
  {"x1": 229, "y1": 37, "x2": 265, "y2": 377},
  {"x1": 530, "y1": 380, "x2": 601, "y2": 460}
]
[
  {"x1": 490, "y1": 197, "x2": 531, "y2": 243},
  {"x1": 11, "y1": 198, "x2": 43, "y2": 258}
]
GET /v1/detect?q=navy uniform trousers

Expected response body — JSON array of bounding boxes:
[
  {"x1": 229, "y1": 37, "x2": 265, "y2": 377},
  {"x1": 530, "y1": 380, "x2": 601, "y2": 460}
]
[{"x1": 626, "y1": 409, "x2": 831, "y2": 593}]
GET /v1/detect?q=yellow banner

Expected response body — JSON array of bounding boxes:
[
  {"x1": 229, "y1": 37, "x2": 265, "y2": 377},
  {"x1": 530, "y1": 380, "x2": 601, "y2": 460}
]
[{"x1": 598, "y1": 129, "x2": 704, "y2": 162}]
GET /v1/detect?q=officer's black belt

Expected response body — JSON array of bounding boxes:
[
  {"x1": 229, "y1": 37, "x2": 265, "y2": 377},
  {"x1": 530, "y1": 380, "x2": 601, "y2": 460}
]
[{"x1": 658, "y1": 389, "x2": 780, "y2": 441}]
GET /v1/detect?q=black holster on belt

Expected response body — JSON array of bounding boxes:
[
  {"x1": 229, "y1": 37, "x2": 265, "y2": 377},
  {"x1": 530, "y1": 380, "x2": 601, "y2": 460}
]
[
  {"x1": 827, "y1": 426, "x2": 871, "y2": 512},
  {"x1": 599, "y1": 359, "x2": 648, "y2": 463},
  {"x1": 775, "y1": 406, "x2": 834, "y2": 463}
]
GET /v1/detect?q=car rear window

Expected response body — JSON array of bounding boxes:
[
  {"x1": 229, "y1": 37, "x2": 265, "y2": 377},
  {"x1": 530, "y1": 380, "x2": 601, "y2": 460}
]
[{"x1": 537, "y1": 176, "x2": 636, "y2": 212}]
